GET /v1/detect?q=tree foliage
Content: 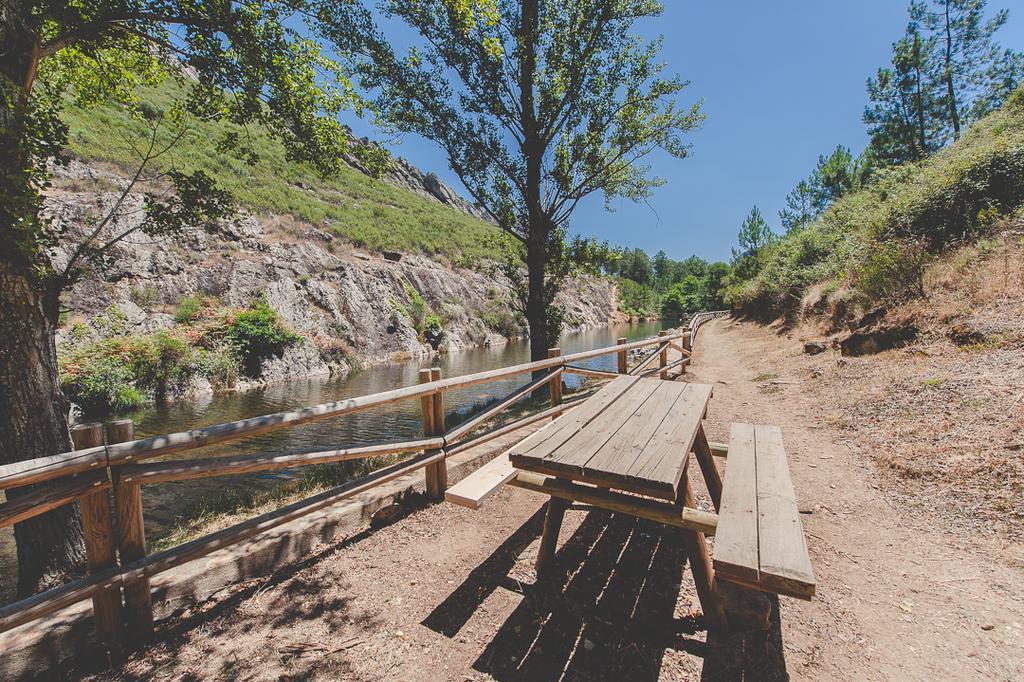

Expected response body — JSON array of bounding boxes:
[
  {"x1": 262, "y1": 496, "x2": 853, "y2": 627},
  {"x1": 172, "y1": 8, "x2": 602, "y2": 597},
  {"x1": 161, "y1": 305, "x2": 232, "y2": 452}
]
[
  {"x1": 317, "y1": 0, "x2": 703, "y2": 357},
  {"x1": 865, "y1": 0, "x2": 1023, "y2": 163}
]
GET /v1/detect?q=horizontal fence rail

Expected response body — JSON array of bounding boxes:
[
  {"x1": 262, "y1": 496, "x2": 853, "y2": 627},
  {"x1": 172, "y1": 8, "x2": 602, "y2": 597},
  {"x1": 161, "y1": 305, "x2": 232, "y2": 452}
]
[{"x1": 0, "y1": 313, "x2": 727, "y2": 649}]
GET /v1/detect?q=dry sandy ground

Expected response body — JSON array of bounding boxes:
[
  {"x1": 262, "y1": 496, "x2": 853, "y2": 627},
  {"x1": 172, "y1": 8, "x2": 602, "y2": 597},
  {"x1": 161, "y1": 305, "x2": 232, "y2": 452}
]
[{"x1": 81, "y1": 318, "x2": 1024, "y2": 681}]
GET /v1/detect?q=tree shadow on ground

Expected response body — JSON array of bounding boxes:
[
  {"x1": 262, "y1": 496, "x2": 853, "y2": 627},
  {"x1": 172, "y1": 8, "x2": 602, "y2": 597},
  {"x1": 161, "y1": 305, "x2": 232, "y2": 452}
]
[{"x1": 423, "y1": 508, "x2": 788, "y2": 682}]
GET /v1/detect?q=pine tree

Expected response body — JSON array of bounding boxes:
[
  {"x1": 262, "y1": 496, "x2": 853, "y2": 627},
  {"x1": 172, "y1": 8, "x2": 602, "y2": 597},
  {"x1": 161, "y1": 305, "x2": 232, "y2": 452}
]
[
  {"x1": 864, "y1": 26, "x2": 945, "y2": 164},
  {"x1": 910, "y1": 0, "x2": 1024, "y2": 142}
]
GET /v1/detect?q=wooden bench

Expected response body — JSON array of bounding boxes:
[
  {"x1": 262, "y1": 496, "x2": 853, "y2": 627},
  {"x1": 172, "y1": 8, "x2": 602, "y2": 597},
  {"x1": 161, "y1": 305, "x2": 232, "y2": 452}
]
[
  {"x1": 445, "y1": 451, "x2": 517, "y2": 509},
  {"x1": 713, "y1": 423, "x2": 815, "y2": 600}
]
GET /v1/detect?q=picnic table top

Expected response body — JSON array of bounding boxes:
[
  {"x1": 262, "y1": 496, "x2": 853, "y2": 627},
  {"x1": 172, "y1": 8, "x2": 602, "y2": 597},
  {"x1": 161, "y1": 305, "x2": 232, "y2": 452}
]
[{"x1": 508, "y1": 375, "x2": 714, "y2": 501}]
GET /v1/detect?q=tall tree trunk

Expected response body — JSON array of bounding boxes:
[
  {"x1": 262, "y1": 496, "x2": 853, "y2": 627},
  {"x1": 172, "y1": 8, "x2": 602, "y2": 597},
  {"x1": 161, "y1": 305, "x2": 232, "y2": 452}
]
[
  {"x1": 943, "y1": 2, "x2": 961, "y2": 141},
  {"x1": 518, "y1": 0, "x2": 550, "y2": 365},
  {"x1": 913, "y1": 35, "x2": 928, "y2": 157},
  {"x1": 1, "y1": 15, "x2": 88, "y2": 596},
  {"x1": 0, "y1": 259, "x2": 86, "y2": 597}
]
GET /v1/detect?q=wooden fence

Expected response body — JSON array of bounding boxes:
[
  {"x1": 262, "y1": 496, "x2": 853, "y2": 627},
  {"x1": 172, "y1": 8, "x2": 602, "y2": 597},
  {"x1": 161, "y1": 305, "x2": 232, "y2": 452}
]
[{"x1": 0, "y1": 312, "x2": 727, "y2": 651}]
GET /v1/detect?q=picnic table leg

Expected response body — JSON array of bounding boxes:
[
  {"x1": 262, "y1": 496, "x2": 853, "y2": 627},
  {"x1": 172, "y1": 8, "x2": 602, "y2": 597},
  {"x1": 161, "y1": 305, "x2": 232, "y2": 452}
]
[
  {"x1": 680, "y1": 476, "x2": 728, "y2": 632},
  {"x1": 535, "y1": 496, "x2": 570, "y2": 577},
  {"x1": 693, "y1": 425, "x2": 723, "y2": 512}
]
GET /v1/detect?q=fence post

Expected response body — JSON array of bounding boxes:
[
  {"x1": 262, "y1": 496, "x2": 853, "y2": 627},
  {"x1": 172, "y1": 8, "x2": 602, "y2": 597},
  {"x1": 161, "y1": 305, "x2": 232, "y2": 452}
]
[
  {"x1": 616, "y1": 337, "x2": 627, "y2": 374},
  {"x1": 72, "y1": 423, "x2": 122, "y2": 652},
  {"x1": 658, "y1": 331, "x2": 668, "y2": 380},
  {"x1": 547, "y1": 348, "x2": 562, "y2": 407},
  {"x1": 419, "y1": 369, "x2": 443, "y2": 500},
  {"x1": 107, "y1": 419, "x2": 153, "y2": 648},
  {"x1": 430, "y1": 367, "x2": 447, "y2": 496}
]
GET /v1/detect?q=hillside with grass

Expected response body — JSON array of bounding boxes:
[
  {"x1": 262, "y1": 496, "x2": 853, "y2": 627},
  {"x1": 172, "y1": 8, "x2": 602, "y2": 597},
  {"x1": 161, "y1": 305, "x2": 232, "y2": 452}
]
[
  {"x1": 47, "y1": 84, "x2": 624, "y2": 417},
  {"x1": 723, "y1": 87, "x2": 1024, "y2": 328},
  {"x1": 61, "y1": 81, "x2": 501, "y2": 266}
]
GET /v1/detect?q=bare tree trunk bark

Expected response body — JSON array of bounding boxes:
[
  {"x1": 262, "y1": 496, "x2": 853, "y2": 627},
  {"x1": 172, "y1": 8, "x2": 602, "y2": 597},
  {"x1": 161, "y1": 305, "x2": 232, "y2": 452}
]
[
  {"x1": 944, "y1": 3, "x2": 961, "y2": 142},
  {"x1": 0, "y1": 259, "x2": 86, "y2": 597}
]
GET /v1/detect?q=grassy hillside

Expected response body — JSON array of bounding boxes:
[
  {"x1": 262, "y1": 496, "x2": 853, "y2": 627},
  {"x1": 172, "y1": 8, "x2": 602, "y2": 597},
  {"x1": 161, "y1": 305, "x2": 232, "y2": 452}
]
[
  {"x1": 725, "y1": 87, "x2": 1024, "y2": 316},
  {"x1": 60, "y1": 81, "x2": 500, "y2": 265}
]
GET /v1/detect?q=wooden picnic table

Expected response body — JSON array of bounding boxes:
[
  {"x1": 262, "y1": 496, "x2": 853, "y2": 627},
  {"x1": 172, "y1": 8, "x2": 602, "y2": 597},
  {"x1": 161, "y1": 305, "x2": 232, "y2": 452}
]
[{"x1": 506, "y1": 374, "x2": 729, "y2": 629}]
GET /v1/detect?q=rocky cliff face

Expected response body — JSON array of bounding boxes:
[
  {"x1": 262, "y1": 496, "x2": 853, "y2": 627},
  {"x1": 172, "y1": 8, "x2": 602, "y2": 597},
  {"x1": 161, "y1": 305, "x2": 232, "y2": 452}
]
[{"x1": 48, "y1": 161, "x2": 620, "y2": 389}]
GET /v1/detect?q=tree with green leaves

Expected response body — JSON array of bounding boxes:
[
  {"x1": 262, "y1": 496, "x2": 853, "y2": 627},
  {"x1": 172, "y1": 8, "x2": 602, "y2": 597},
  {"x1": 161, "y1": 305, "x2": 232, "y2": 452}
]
[
  {"x1": 318, "y1": 0, "x2": 703, "y2": 363},
  {"x1": 778, "y1": 146, "x2": 866, "y2": 232},
  {"x1": 864, "y1": 25, "x2": 946, "y2": 165},
  {"x1": 909, "y1": 0, "x2": 1023, "y2": 142},
  {"x1": 0, "y1": 1, "x2": 374, "y2": 596},
  {"x1": 778, "y1": 179, "x2": 820, "y2": 233},
  {"x1": 731, "y1": 205, "x2": 775, "y2": 280}
]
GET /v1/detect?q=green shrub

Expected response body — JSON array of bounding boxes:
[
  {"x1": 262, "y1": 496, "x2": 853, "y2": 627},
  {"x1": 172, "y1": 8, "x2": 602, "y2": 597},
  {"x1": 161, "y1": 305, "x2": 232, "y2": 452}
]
[
  {"x1": 478, "y1": 301, "x2": 524, "y2": 338},
  {"x1": 225, "y1": 299, "x2": 301, "y2": 374},
  {"x1": 850, "y1": 239, "x2": 928, "y2": 303},
  {"x1": 129, "y1": 284, "x2": 160, "y2": 309},
  {"x1": 174, "y1": 294, "x2": 212, "y2": 323}
]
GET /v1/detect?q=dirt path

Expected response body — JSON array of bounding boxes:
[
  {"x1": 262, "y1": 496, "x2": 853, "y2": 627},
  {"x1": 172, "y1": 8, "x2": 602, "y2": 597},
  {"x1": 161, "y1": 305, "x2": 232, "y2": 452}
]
[
  {"x1": 687, "y1": 318, "x2": 1024, "y2": 681},
  {"x1": 84, "y1": 319, "x2": 1024, "y2": 681}
]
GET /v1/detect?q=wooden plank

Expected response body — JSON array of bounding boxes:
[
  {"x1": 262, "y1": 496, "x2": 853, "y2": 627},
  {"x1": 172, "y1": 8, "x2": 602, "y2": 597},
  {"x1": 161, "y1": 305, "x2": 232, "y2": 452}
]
[
  {"x1": 754, "y1": 425, "x2": 815, "y2": 599},
  {"x1": 509, "y1": 375, "x2": 637, "y2": 465},
  {"x1": 575, "y1": 381, "x2": 689, "y2": 498},
  {"x1": 444, "y1": 369, "x2": 561, "y2": 442},
  {"x1": 430, "y1": 367, "x2": 448, "y2": 494},
  {"x1": 0, "y1": 472, "x2": 109, "y2": 529},
  {"x1": 445, "y1": 395, "x2": 589, "y2": 457},
  {"x1": 0, "y1": 566, "x2": 122, "y2": 635},
  {"x1": 562, "y1": 365, "x2": 618, "y2": 379},
  {"x1": 444, "y1": 451, "x2": 518, "y2": 509},
  {"x1": 510, "y1": 472, "x2": 718, "y2": 535},
  {"x1": 712, "y1": 423, "x2": 760, "y2": 585},
  {"x1": 119, "y1": 438, "x2": 444, "y2": 485},
  {"x1": 692, "y1": 426, "x2": 723, "y2": 511},
  {"x1": 617, "y1": 337, "x2": 628, "y2": 374},
  {"x1": 549, "y1": 377, "x2": 663, "y2": 472},
  {"x1": 633, "y1": 383, "x2": 713, "y2": 490}
]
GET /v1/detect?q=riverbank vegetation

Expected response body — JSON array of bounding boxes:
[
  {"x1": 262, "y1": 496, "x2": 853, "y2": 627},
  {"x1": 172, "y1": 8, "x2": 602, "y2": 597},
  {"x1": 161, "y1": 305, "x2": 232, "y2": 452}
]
[{"x1": 59, "y1": 297, "x2": 302, "y2": 416}]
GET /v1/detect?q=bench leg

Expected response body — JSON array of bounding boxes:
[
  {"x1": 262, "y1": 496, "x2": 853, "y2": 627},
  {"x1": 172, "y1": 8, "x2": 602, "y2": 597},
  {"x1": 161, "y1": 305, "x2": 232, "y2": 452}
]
[
  {"x1": 693, "y1": 425, "x2": 723, "y2": 512},
  {"x1": 680, "y1": 476, "x2": 728, "y2": 632},
  {"x1": 535, "y1": 496, "x2": 570, "y2": 577}
]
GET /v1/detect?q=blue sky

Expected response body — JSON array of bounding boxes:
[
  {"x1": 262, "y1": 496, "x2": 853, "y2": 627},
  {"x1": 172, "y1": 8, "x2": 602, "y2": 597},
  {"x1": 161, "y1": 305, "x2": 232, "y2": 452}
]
[{"x1": 342, "y1": 1, "x2": 1024, "y2": 263}]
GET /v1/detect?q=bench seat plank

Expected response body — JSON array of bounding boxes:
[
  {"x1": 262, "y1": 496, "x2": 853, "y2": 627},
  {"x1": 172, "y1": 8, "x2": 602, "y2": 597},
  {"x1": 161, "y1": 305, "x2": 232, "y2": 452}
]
[
  {"x1": 444, "y1": 451, "x2": 518, "y2": 509},
  {"x1": 754, "y1": 425, "x2": 815, "y2": 599},
  {"x1": 714, "y1": 423, "x2": 815, "y2": 600},
  {"x1": 712, "y1": 423, "x2": 759, "y2": 584}
]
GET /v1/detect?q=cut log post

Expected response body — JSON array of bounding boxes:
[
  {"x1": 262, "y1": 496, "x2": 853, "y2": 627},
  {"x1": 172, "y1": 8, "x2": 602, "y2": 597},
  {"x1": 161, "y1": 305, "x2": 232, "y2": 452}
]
[
  {"x1": 617, "y1": 337, "x2": 627, "y2": 374},
  {"x1": 680, "y1": 476, "x2": 728, "y2": 632},
  {"x1": 107, "y1": 420, "x2": 152, "y2": 648},
  {"x1": 430, "y1": 367, "x2": 447, "y2": 496},
  {"x1": 72, "y1": 424, "x2": 122, "y2": 651},
  {"x1": 535, "y1": 496, "x2": 570, "y2": 577},
  {"x1": 693, "y1": 426, "x2": 723, "y2": 511},
  {"x1": 419, "y1": 369, "x2": 440, "y2": 499},
  {"x1": 547, "y1": 348, "x2": 562, "y2": 408},
  {"x1": 658, "y1": 331, "x2": 668, "y2": 380}
]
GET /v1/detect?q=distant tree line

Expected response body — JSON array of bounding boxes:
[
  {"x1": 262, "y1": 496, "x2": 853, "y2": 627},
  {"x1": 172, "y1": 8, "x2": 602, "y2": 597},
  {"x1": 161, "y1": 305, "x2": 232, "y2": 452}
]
[{"x1": 596, "y1": 247, "x2": 730, "y2": 320}]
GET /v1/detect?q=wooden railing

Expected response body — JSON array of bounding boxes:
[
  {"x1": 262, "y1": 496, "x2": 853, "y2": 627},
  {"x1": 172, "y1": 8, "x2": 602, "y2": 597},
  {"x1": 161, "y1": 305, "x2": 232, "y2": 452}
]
[
  {"x1": 0, "y1": 314, "x2": 723, "y2": 650},
  {"x1": 689, "y1": 310, "x2": 730, "y2": 344}
]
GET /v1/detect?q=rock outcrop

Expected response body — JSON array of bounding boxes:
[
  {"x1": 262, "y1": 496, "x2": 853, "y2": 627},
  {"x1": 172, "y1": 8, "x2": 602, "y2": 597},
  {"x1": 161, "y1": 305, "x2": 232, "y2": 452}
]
[{"x1": 47, "y1": 161, "x2": 619, "y2": 388}]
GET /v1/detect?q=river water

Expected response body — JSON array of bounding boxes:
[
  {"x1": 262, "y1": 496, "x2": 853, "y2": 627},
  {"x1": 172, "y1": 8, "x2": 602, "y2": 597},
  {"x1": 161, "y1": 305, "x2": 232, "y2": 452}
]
[{"x1": 0, "y1": 321, "x2": 667, "y2": 601}]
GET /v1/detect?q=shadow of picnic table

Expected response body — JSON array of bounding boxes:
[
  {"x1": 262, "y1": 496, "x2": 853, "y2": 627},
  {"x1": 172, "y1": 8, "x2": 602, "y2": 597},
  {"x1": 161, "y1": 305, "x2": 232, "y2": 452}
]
[{"x1": 423, "y1": 508, "x2": 788, "y2": 681}]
